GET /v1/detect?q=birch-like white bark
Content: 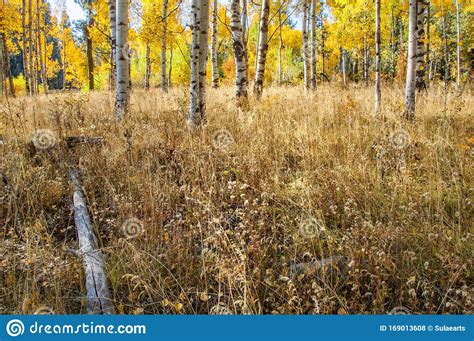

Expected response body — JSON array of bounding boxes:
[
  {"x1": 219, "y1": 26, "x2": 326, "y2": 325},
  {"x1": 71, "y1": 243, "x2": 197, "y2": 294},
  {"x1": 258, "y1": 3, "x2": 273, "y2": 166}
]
[
  {"x1": 108, "y1": 0, "x2": 116, "y2": 91},
  {"x1": 241, "y1": 0, "x2": 248, "y2": 82},
  {"x1": 115, "y1": 0, "x2": 129, "y2": 120},
  {"x1": 415, "y1": 0, "x2": 426, "y2": 91},
  {"x1": 253, "y1": 0, "x2": 270, "y2": 98},
  {"x1": 230, "y1": 0, "x2": 248, "y2": 105},
  {"x1": 310, "y1": 0, "x2": 316, "y2": 90},
  {"x1": 197, "y1": 0, "x2": 210, "y2": 115},
  {"x1": 405, "y1": 0, "x2": 417, "y2": 119},
  {"x1": 211, "y1": 0, "x2": 219, "y2": 88},
  {"x1": 189, "y1": 0, "x2": 210, "y2": 127}
]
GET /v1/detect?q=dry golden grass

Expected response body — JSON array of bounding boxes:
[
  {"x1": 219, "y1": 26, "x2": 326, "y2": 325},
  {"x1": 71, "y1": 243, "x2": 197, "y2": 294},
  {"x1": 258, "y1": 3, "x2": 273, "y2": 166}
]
[{"x1": 0, "y1": 83, "x2": 472, "y2": 315}]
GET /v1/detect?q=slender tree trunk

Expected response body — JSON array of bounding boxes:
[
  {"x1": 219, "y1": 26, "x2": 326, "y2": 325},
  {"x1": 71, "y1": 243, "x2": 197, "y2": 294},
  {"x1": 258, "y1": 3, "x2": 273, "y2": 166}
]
[
  {"x1": 442, "y1": 14, "x2": 449, "y2": 85},
  {"x1": 390, "y1": 4, "x2": 396, "y2": 79},
  {"x1": 241, "y1": 0, "x2": 248, "y2": 83},
  {"x1": 197, "y1": 0, "x2": 210, "y2": 112},
  {"x1": 0, "y1": 36, "x2": 5, "y2": 96},
  {"x1": 309, "y1": 0, "x2": 316, "y2": 90},
  {"x1": 86, "y1": 0, "x2": 94, "y2": 91},
  {"x1": 61, "y1": 33, "x2": 66, "y2": 89},
  {"x1": 108, "y1": 0, "x2": 116, "y2": 91},
  {"x1": 277, "y1": 6, "x2": 282, "y2": 84},
  {"x1": 189, "y1": 0, "x2": 201, "y2": 126},
  {"x1": 253, "y1": 0, "x2": 270, "y2": 98},
  {"x1": 455, "y1": 0, "x2": 461, "y2": 89},
  {"x1": 425, "y1": 1, "x2": 430, "y2": 86},
  {"x1": 1, "y1": 34, "x2": 15, "y2": 97},
  {"x1": 189, "y1": 0, "x2": 210, "y2": 127},
  {"x1": 115, "y1": 0, "x2": 129, "y2": 120},
  {"x1": 320, "y1": 1, "x2": 325, "y2": 79},
  {"x1": 28, "y1": 0, "x2": 35, "y2": 94},
  {"x1": 375, "y1": 0, "x2": 381, "y2": 113},
  {"x1": 211, "y1": 0, "x2": 219, "y2": 88},
  {"x1": 161, "y1": 0, "x2": 168, "y2": 92},
  {"x1": 404, "y1": 0, "x2": 417, "y2": 119},
  {"x1": 342, "y1": 48, "x2": 347, "y2": 85},
  {"x1": 168, "y1": 42, "x2": 173, "y2": 87},
  {"x1": 302, "y1": 0, "x2": 310, "y2": 89},
  {"x1": 363, "y1": 36, "x2": 368, "y2": 85},
  {"x1": 415, "y1": 0, "x2": 426, "y2": 91},
  {"x1": 36, "y1": 0, "x2": 47, "y2": 94},
  {"x1": 145, "y1": 42, "x2": 150, "y2": 90},
  {"x1": 230, "y1": 0, "x2": 248, "y2": 106}
]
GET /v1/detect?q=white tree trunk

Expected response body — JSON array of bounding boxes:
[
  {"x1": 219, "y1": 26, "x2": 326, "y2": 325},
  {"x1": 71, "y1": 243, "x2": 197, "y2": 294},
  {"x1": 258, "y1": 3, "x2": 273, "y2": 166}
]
[
  {"x1": 197, "y1": 0, "x2": 210, "y2": 114},
  {"x1": 241, "y1": 0, "x2": 248, "y2": 83},
  {"x1": 405, "y1": 0, "x2": 417, "y2": 119},
  {"x1": 108, "y1": 0, "x2": 116, "y2": 91},
  {"x1": 455, "y1": 0, "x2": 461, "y2": 89},
  {"x1": 375, "y1": 0, "x2": 381, "y2": 113},
  {"x1": 302, "y1": 0, "x2": 310, "y2": 89},
  {"x1": 310, "y1": 0, "x2": 316, "y2": 90},
  {"x1": 211, "y1": 0, "x2": 219, "y2": 88},
  {"x1": 415, "y1": 0, "x2": 426, "y2": 90},
  {"x1": 161, "y1": 0, "x2": 168, "y2": 92},
  {"x1": 253, "y1": 0, "x2": 270, "y2": 98},
  {"x1": 189, "y1": 0, "x2": 210, "y2": 127},
  {"x1": 115, "y1": 0, "x2": 129, "y2": 120},
  {"x1": 230, "y1": 0, "x2": 248, "y2": 105}
]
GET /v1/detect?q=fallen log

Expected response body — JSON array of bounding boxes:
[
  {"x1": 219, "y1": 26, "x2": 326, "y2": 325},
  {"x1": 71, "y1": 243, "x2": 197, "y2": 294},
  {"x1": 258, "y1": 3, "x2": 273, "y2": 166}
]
[{"x1": 69, "y1": 168, "x2": 114, "y2": 314}]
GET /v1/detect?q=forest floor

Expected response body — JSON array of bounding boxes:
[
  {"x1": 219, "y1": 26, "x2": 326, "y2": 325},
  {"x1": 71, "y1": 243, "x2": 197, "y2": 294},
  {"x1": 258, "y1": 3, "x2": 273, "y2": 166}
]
[{"x1": 0, "y1": 84, "x2": 473, "y2": 314}]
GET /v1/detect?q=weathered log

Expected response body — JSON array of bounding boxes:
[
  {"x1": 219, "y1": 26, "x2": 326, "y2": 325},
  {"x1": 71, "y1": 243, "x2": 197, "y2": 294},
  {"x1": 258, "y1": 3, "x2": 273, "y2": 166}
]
[{"x1": 69, "y1": 168, "x2": 114, "y2": 314}]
